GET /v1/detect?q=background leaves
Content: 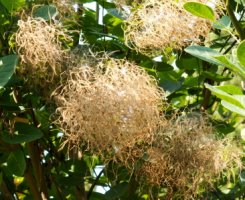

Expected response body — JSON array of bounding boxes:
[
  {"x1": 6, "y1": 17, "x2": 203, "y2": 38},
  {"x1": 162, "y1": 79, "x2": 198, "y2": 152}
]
[{"x1": 0, "y1": 55, "x2": 18, "y2": 87}]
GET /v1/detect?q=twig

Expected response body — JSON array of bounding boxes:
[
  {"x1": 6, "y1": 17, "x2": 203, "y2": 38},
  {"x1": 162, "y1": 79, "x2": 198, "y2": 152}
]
[
  {"x1": 224, "y1": 0, "x2": 245, "y2": 40},
  {"x1": 27, "y1": 100, "x2": 49, "y2": 199},
  {"x1": 1, "y1": 180, "x2": 15, "y2": 200},
  {"x1": 24, "y1": 162, "x2": 42, "y2": 200},
  {"x1": 87, "y1": 168, "x2": 104, "y2": 199}
]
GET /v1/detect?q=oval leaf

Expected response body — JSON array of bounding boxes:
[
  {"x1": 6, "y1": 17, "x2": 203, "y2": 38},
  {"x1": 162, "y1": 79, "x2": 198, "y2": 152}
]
[
  {"x1": 105, "y1": 182, "x2": 128, "y2": 200},
  {"x1": 185, "y1": 46, "x2": 221, "y2": 65},
  {"x1": 7, "y1": 150, "x2": 26, "y2": 176},
  {"x1": 216, "y1": 85, "x2": 243, "y2": 95},
  {"x1": 221, "y1": 100, "x2": 245, "y2": 116},
  {"x1": 213, "y1": 55, "x2": 245, "y2": 79},
  {"x1": 2, "y1": 123, "x2": 43, "y2": 144},
  {"x1": 33, "y1": 5, "x2": 57, "y2": 21},
  {"x1": 213, "y1": 15, "x2": 231, "y2": 30},
  {"x1": 237, "y1": 40, "x2": 245, "y2": 67},
  {"x1": 0, "y1": 55, "x2": 18, "y2": 87},
  {"x1": 183, "y1": 2, "x2": 215, "y2": 21},
  {"x1": 205, "y1": 83, "x2": 244, "y2": 108}
]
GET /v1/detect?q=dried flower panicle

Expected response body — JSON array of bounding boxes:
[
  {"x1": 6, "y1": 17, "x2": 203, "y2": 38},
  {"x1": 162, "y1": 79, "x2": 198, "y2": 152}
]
[
  {"x1": 51, "y1": 0, "x2": 75, "y2": 15},
  {"x1": 15, "y1": 16, "x2": 73, "y2": 97},
  {"x1": 137, "y1": 116, "x2": 242, "y2": 199},
  {"x1": 53, "y1": 56, "x2": 165, "y2": 163},
  {"x1": 124, "y1": 0, "x2": 213, "y2": 56},
  {"x1": 114, "y1": 0, "x2": 142, "y2": 6},
  {"x1": 15, "y1": 17, "x2": 72, "y2": 88}
]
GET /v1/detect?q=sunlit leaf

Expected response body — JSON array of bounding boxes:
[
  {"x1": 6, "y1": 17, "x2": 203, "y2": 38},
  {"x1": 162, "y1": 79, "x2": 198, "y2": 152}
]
[
  {"x1": 205, "y1": 83, "x2": 244, "y2": 108},
  {"x1": 216, "y1": 85, "x2": 243, "y2": 95},
  {"x1": 221, "y1": 100, "x2": 245, "y2": 116},
  {"x1": 237, "y1": 40, "x2": 245, "y2": 67},
  {"x1": 213, "y1": 55, "x2": 245, "y2": 79},
  {"x1": 183, "y1": 2, "x2": 215, "y2": 21}
]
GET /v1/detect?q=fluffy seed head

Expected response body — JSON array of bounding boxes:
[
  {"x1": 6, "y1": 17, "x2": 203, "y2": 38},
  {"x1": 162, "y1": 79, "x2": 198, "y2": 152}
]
[
  {"x1": 15, "y1": 17, "x2": 72, "y2": 88},
  {"x1": 114, "y1": 0, "x2": 142, "y2": 6},
  {"x1": 124, "y1": 0, "x2": 213, "y2": 56},
  {"x1": 53, "y1": 57, "x2": 165, "y2": 162},
  {"x1": 137, "y1": 116, "x2": 243, "y2": 199},
  {"x1": 52, "y1": 0, "x2": 75, "y2": 14}
]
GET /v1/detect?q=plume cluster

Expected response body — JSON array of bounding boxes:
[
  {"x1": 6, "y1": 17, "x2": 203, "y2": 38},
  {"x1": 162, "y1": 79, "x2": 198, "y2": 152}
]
[
  {"x1": 53, "y1": 54, "x2": 242, "y2": 199},
  {"x1": 15, "y1": 17, "x2": 71, "y2": 88},
  {"x1": 51, "y1": 0, "x2": 75, "y2": 15},
  {"x1": 53, "y1": 57, "x2": 164, "y2": 162},
  {"x1": 136, "y1": 116, "x2": 242, "y2": 199},
  {"x1": 124, "y1": 0, "x2": 213, "y2": 56}
]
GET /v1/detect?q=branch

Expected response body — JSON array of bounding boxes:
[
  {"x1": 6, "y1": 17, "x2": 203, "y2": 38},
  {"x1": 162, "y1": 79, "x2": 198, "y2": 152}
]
[
  {"x1": 1, "y1": 180, "x2": 15, "y2": 200},
  {"x1": 127, "y1": 175, "x2": 138, "y2": 199},
  {"x1": 225, "y1": 0, "x2": 245, "y2": 40},
  {"x1": 27, "y1": 101, "x2": 49, "y2": 199},
  {"x1": 51, "y1": 175, "x2": 66, "y2": 200},
  {"x1": 76, "y1": 184, "x2": 87, "y2": 200},
  {"x1": 28, "y1": 142, "x2": 49, "y2": 199},
  {"x1": 201, "y1": 87, "x2": 212, "y2": 111},
  {"x1": 0, "y1": 139, "x2": 21, "y2": 152},
  {"x1": 201, "y1": 63, "x2": 214, "y2": 111},
  {"x1": 24, "y1": 162, "x2": 42, "y2": 200},
  {"x1": 87, "y1": 169, "x2": 104, "y2": 199}
]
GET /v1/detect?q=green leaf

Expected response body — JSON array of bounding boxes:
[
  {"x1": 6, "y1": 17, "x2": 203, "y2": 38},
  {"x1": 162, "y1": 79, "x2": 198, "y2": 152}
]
[
  {"x1": 160, "y1": 79, "x2": 183, "y2": 96},
  {"x1": 82, "y1": 10, "x2": 104, "y2": 43},
  {"x1": 7, "y1": 150, "x2": 26, "y2": 176},
  {"x1": 176, "y1": 54, "x2": 199, "y2": 70},
  {"x1": 0, "y1": 55, "x2": 18, "y2": 87},
  {"x1": 237, "y1": 40, "x2": 245, "y2": 67},
  {"x1": 103, "y1": 13, "x2": 124, "y2": 39},
  {"x1": 154, "y1": 61, "x2": 174, "y2": 72},
  {"x1": 34, "y1": 107, "x2": 50, "y2": 133},
  {"x1": 2, "y1": 123, "x2": 43, "y2": 144},
  {"x1": 185, "y1": 46, "x2": 221, "y2": 65},
  {"x1": 57, "y1": 176, "x2": 85, "y2": 186},
  {"x1": 183, "y1": 2, "x2": 215, "y2": 21},
  {"x1": 90, "y1": 192, "x2": 107, "y2": 200},
  {"x1": 205, "y1": 83, "x2": 245, "y2": 108},
  {"x1": 213, "y1": 15, "x2": 231, "y2": 30},
  {"x1": 141, "y1": 60, "x2": 173, "y2": 72},
  {"x1": 33, "y1": 5, "x2": 57, "y2": 21},
  {"x1": 0, "y1": 0, "x2": 25, "y2": 13},
  {"x1": 201, "y1": 71, "x2": 230, "y2": 82},
  {"x1": 216, "y1": 85, "x2": 243, "y2": 95},
  {"x1": 214, "y1": 120, "x2": 235, "y2": 134},
  {"x1": 221, "y1": 100, "x2": 245, "y2": 116},
  {"x1": 185, "y1": 46, "x2": 245, "y2": 79},
  {"x1": 105, "y1": 182, "x2": 128, "y2": 200},
  {"x1": 183, "y1": 76, "x2": 199, "y2": 87},
  {"x1": 213, "y1": 55, "x2": 245, "y2": 79}
]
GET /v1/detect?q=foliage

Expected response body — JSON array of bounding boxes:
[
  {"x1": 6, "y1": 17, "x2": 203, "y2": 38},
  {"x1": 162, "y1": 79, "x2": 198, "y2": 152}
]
[{"x1": 0, "y1": 0, "x2": 245, "y2": 199}]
